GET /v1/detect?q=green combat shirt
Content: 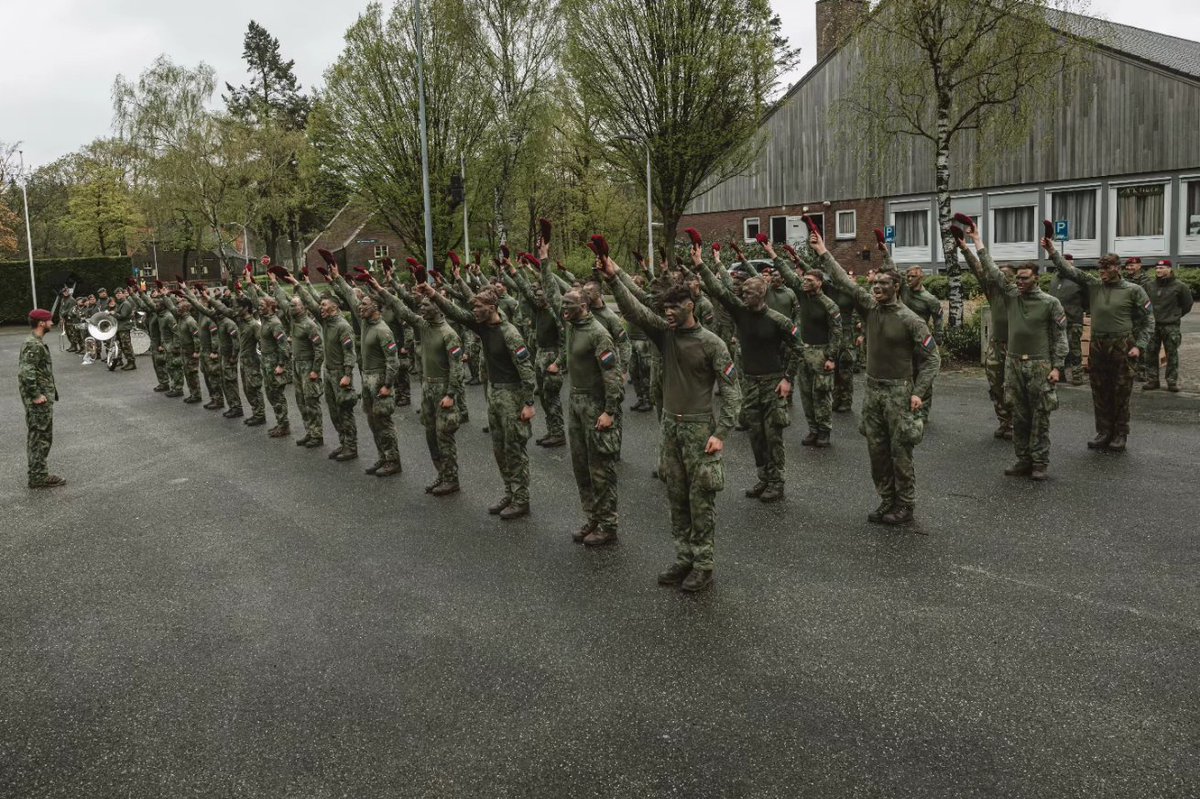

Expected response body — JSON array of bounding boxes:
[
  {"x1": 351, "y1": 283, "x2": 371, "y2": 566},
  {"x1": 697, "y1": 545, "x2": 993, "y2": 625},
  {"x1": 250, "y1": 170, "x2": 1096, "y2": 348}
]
[
  {"x1": 19, "y1": 335, "x2": 56, "y2": 406},
  {"x1": 258, "y1": 314, "x2": 291, "y2": 370},
  {"x1": 433, "y1": 290, "x2": 538, "y2": 406},
  {"x1": 1051, "y1": 251, "x2": 1154, "y2": 348},
  {"x1": 900, "y1": 284, "x2": 944, "y2": 335},
  {"x1": 697, "y1": 259, "x2": 804, "y2": 376},
  {"x1": 1145, "y1": 277, "x2": 1194, "y2": 326},
  {"x1": 115, "y1": 297, "x2": 136, "y2": 332},
  {"x1": 375, "y1": 287, "x2": 464, "y2": 392},
  {"x1": 177, "y1": 313, "x2": 200, "y2": 357},
  {"x1": 566, "y1": 315, "x2": 625, "y2": 417},
  {"x1": 607, "y1": 269, "x2": 742, "y2": 439},
  {"x1": 963, "y1": 248, "x2": 1011, "y2": 343},
  {"x1": 819, "y1": 252, "x2": 940, "y2": 399},
  {"x1": 360, "y1": 317, "x2": 399, "y2": 387},
  {"x1": 974, "y1": 248, "x2": 1068, "y2": 369},
  {"x1": 795, "y1": 290, "x2": 845, "y2": 362}
]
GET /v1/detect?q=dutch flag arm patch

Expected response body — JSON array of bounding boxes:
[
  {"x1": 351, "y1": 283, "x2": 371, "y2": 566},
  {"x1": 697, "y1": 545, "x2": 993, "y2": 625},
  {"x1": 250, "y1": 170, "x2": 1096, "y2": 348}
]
[
  {"x1": 722, "y1": 362, "x2": 736, "y2": 380},
  {"x1": 449, "y1": 345, "x2": 463, "y2": 360},
  {"x1": 599, "y1": 349, "x2": 616, "y2": 368},
  {"x1": 922, "y1": 334, "x2": 935, "y2": 350},
  {"x1": 386, "y1": 340, "x2": 398, "y2": 353},
  {"x1": 514, "y1": 344, "x2": 530, "y2": 362},
  {"x1": 342, "y1": 336, "x2": 354, "y2": 351}
]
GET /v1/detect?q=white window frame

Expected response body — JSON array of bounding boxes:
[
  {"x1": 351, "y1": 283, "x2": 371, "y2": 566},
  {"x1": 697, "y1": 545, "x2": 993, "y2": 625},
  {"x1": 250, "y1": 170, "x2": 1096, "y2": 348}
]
[
  {"x1": 1046, "y1": 184, "x2": 1101, "y2": 259},
  {"x1": 835, "y1": 210, "x2": 857, "y2": 240},
  {"x1": 1109, "y1": 178, "x2": 1171, "y2": 257},
  {"x1": 768, "y1": 215, "x2": 788, "y2": 244},
  {"x1": 373, "y1": 244, "x2": 389, "y2": 259},
  {"x1": 950, "y1": 195, "x2": 983, "y2": 257},
  {"x1": 889, "y1": 198, "x2": 934, "y2": 264},
  {"x1": 743, "y1": 217, "x2": 761, "y2": 242},
  {"x1": 1178, "y1": 175, "x2": 1200, "y2": 255},
  {"x1": 987, "y1": 190, "x2": 1040, "y2": 261}
]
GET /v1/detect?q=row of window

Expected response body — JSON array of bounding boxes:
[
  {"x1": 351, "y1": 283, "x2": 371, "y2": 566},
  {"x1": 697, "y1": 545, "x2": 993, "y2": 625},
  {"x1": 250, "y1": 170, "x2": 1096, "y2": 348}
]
[{"x1": 743, "y1": 211, "x2": 858, "y2": 243}]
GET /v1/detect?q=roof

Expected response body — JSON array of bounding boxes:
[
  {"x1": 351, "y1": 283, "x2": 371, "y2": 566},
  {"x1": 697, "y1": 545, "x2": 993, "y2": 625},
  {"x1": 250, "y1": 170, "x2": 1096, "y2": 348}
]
[{"x1": 1052, "y1": 10, "x2": 1200, "y2": 80}]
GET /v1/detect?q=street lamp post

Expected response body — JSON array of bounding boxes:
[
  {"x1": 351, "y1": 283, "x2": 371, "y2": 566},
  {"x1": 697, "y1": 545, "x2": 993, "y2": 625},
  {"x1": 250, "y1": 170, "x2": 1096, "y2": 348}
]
[
  {"x1": 18, "y1": 151, "x2": 36, "y2": 309},
  {"x1": 414, "y1": 0, "x2": 436, "y2": 278}
]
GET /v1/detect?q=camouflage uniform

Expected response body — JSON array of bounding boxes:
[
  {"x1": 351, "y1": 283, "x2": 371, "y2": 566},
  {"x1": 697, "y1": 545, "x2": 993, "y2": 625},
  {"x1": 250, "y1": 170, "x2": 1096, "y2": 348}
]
[
  {"x1": 1049, "y1": 270, "x2": 1087, "y2": 385},
  {"x1": 157, "y1": 307, "x2": 182, "y2": 394},
  {"x1": 359, "y1": 317, "x2": 401, "y2": 468},
  {"x1": 217, "y1": 315, "x2": 241, "y2": 412},
  {"x1": 273, "y1": 285, "x2": 325, "y2": 442},
  {"x1": 19, "y1": 333, "x2": 57, "y2": 487},
  {"x1": 62, "y1": 296, "x2": 84, "y2": 352},
  {"x1": 197, "y1": 310, "x2": 224, "y2": 406},
  {"x1": 379, "y1": 297, "x2": 412, "y2": 406},
  {"x1": 177, "y1": 311, "x2": 202, "y2": 401},
  {"x1": 114, "y1": 295, "x2": 137, "y2": 368},
  {"x1": 135, "y1": 293, "x2": 169, "y2": 389},
  {"x1": 1052, "y1": 251, "x2": 1154, "y2": 443},
  {"x1": 434, "y1": 292, "x2": 537, "y2": 509},
  {"x1": 900, "y1": 282, "x2": 943, "y2": 421},
  {"x1": 829, "y1": 287, "x2": 859, "y2": 411},
  {"x1": 1144, "y1": 275, "x2": 1193, "y2": 389},
  {"x1": 511, "y1": 268, "x2": 566, "y2": 441},
  {"x1": 819, "y1": 253, "x2": 939, "y2": 513},
  {"x1": 297, "y1": 283, "x2": 359, "y2": 453},
  {"x1": 608, "y1": 271, "x2": 741, "y2": 574},
  {"x1": 592, "y1": 303, "x2": 632, "y2": 454},
  {"x1": 970, "y1": 248, "x2": 1068, "y2": 469}
]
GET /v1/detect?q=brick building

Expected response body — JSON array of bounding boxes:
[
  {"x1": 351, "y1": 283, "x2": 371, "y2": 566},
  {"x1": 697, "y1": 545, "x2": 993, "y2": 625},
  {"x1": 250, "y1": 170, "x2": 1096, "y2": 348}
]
[
  {"x1": 680, "y1": 0, "x2": 1200, "y2": 272},
  {"x1": 303, "y1": 203, "x2": 407, "y2": 273}
]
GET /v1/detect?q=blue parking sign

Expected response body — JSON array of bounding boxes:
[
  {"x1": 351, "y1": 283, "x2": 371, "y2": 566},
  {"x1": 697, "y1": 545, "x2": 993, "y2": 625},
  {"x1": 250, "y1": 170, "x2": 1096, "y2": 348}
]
[
  {"x1": 883, "y1": 225, "x2": 896, "y2": 244},
  {"x1": 1054, "y1": 220, "x2": 1069, "y2": 241}
]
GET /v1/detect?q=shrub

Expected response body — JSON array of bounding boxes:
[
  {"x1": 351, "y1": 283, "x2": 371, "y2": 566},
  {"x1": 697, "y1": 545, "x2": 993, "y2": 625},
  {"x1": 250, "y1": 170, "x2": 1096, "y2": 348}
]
[
  {"x1": 1, "y1": 257, "x2": 133, "y2": 324},
  {"x1": 940, "y1": 307, "x2": 983, "y2": 364},
  {"x1": 1174, "y1": 267, "x2": 1200, "y2": 300},
  {"x1": 924, "y1": 273, "x2": 981, "y2": 300}
]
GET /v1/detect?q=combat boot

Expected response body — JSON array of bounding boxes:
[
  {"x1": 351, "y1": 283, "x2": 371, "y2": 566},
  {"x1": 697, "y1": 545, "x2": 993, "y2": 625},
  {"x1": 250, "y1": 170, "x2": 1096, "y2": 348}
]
[
  {"x1": 1030, "y1": 465, "x2": 1048, "y2": 481},
  {"x1": 541, "y1": 435, "x2": 566, "y2": 448},
  {"x1": 993, "y1": 423, "x2": 1010, "y2": 439},
  {"x1": 223, "y1": 408, "x2": 243, "y2": 419},
  {"x1": 657, "y1": 563, "x2": 692, "y2": 586},
  {"x1": 244, "y1": 415, "x2": 266, "y2": 426},
  {"x1": 29, "y1": 475, "x2": 67, "y2": 489},
  {"x1": 488, "y1": 496, "x2": 511, "y2": 515},
  {"x1": 1004, "y1": 462, "x2": 1033, "y2": 477},
  {"x1": 165, "y1": 389, "x2": 184, "y2": 398},
  {"x1": 881, "y1": 504, "x2": 914, "y2": 525},
  {"x1": 268, "y1": 425, "x2": 289, "y2": 438},
  {"x1": 425, "y1": 477, "x2": 442, "y2": 493},
  {"x1": 1107, "y1": 434, "x2": 1127, "y2": 452},
  {"x1": 121, "y1": 362, "x2": 137, "y2": 371},
  {"x1": 204, "y1": 400, "x2": 222, "y2": 410},
  {"x1": 303, "y1": 438, "x2": 323, "y2": 448},
  {"x1": 375, "y1": 461, "x2": 402, "y2": 477},
  {"x1": 364, "y1": 459, "x2": 385, "y2": 475},
  {"x1": 431, "y1": 481, "x2": 460, "y2": 497},
  {"x1": 583, "y1": 528, "x2": 618, "y2": 547},
  {"x1": 867, "y1": 501, "x2": 892, "y2": 524},
  {"x1": 334, "y1": 449, "x2": 358, "y2": 462},
  {"x1": 153, "y1": 384, "x2": 169, "y2": 392},
  {"x1": 759, "y1": 484, "x2": 785, "y2": 503},
  {"x1": 296, "y1": 434, "x2": 312, "y2": 447},
  {"x1": 328, "y1": 447, "x2": 344, "y2": 460},
  {"x1": 744, "y1": 481, "x2": 767, "y2": 499},
  {"x1": 814, "y1": 431, "x2": 831, "y2": 448},
  {"x1": 573, "y1": 522, "x2": 596, "y2": 543},
  {"x1": 801, "y1": 431, "x2": 818, "y2": 446},
  {"x1": 1086, "y1": 433, "x2": 1111, "y2": 450},
  {"x1": 1142, "y1": 380, "x2": 1160, "y2": 391},
  {"x1": 499, "y1": 503, "x2": 529, "y2": 520},
  {"x1": 1168, "y1": 383, "x2": 1180, "y2": 392},
  {"x1": 1070, "y1": 371, "x2": 1085, "y2": 386},
  {"x1": 183, "y1": 396, "x2": 202, "y2": 404},
  {"x1": 679, "y1": 569, "x2": 714, "y2": 593}
]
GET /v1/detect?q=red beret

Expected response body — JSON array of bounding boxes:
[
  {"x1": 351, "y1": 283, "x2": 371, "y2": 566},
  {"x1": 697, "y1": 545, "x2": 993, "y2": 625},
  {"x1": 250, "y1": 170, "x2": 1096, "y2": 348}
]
[
  {"x1": 1157, "y1": 259, "x2": 1172, "y2": 267},
  {"x1": 29, "y1": 309, "x2": 53, "y2": 323},
  {"x1": 1124, "y1": 257, "x2": 1141, "y2": 265}
]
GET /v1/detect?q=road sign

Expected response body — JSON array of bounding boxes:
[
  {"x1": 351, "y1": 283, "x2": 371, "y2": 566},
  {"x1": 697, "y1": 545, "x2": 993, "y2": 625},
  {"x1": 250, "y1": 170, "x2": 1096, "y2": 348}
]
[
  {"x1": 884, "y1": 225, "x2": 896, "y2": 244},
  {"x1": 1055, "y1": 220, "x2": 1069, "y2": 242}
]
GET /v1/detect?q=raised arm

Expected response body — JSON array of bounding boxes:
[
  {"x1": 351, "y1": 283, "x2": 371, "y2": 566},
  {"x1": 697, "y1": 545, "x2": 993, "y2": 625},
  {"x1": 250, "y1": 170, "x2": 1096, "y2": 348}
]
[
  {"x1": 425, "y1": 285, "x2": 476, "y2": 327},
  {"x1": 810, "y1": 231, "x2": 872, "y2": 315},
  {"x1": 370, "y1": 279, "x2": 422, "y2": 329},
  {"x1": 602, "y1": 261, "x2": 666, "y2": 342}
]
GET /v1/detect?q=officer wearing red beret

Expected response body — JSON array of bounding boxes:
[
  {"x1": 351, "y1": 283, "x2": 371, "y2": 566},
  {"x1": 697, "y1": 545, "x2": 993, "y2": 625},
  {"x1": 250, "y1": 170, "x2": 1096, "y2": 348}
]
[{"x1": 19, "y1": 310, "x2": 65, "y2": 488}]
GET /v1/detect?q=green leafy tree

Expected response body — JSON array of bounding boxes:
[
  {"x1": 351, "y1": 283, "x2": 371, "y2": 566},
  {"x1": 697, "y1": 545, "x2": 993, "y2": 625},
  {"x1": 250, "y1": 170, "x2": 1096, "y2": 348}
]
[
  {"x1": 223, "y1": 20, "x2": 311, "y2": 129},
  {"x1": 564, "y1": 0, "x2": 797, "y2": 251},
  {"x1": 62, "y1": 140, "x2": 146, "y2": 256},
  {"x1": 843, "y1": 0, "x2": 1094, "y2": 326}
]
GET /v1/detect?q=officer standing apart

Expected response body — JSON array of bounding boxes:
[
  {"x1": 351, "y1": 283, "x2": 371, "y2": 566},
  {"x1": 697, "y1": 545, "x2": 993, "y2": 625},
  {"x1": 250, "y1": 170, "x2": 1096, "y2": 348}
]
[
  {"x1": 1142, "y1": 259, "x2": 1193, "y2": 392},
  {"x1": 1043, "y1": 240, "x2": 1154, "y2": 452},
  {"x1": 812, "y1": 229, "x2": 939, "y2": 526},
  {"x1": 601, "y1": 242, "x2": 741, "y2": 593},
  {"x1": 20, "y1": 309, "x2": 65, "y2": 489}
]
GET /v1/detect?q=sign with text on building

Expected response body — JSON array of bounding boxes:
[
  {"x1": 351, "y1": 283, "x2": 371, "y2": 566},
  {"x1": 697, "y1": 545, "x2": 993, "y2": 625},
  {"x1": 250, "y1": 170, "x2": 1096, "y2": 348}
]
[
  {"x1": 883, "y1": 225, "x2": 896, "y2": 244},
  {"x1": 1054, "y1": 220, "x2": 1069, "y2": 242}
]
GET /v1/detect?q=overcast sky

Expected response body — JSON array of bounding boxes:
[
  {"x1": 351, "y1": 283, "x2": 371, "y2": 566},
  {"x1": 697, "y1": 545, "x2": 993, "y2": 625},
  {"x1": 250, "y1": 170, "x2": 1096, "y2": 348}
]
[{"x1": 2, "y1": 0, "x2": 1198, "y2": 169}]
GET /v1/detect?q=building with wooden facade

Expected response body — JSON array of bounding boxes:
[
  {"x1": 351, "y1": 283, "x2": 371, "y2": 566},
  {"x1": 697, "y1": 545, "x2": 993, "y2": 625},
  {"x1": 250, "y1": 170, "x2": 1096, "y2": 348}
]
[{"x1": 679, "y1": 0, "x2": 1200, "y2": 270}]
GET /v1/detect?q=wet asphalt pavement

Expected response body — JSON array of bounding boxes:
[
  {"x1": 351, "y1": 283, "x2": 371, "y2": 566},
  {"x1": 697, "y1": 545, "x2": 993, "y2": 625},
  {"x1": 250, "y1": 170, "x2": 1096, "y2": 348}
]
[{"x1": 1, "y1": 327, "x2": 1198, "y2": 798}]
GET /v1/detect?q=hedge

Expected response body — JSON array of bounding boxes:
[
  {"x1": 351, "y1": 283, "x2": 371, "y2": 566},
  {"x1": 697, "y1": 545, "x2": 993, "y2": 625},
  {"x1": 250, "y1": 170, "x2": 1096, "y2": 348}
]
[{"x1": 1, "y1": 257, "x2": 134, "y2": 324}]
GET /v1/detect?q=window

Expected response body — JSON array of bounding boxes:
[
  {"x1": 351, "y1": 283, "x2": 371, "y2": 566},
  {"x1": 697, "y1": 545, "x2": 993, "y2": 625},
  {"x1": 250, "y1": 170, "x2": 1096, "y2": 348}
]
[
  {"x1": 1186, "y1": 181, "x2": 1200, "y2": 236},
  {"x1": 743, "y1": 217, "x2": 760, "y2": 241},
  {"x1": 1051, "y1": 189, "x2": 1097, "y2": 240},
  {"x1": 1116, "y1": 185, "x2": 1165, "y2": 237},
  {"x1": 374, "y1": 244, "x2": 390, "y2": 258},
  {"x1": 770, "y1": 216, "x2": 788, "y2": 243},
  {"x1": 836, "y1": 210, "x2": 857, "y2": 239},
  {"x1": 993, "y1": 206, "x2": 1035, "y2": 244},
  {"x1": 895, "y1": 210, "x2": 928, "y2": 247}
]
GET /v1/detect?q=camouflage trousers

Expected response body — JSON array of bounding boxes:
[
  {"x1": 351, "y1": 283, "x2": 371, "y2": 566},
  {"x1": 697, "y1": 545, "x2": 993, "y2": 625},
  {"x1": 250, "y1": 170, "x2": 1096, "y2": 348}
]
[
  {"x1": 24, "y1": 402, "x2": 53, "y2": 486},
  {"x1": 659, "y1": 415, "x2": 723, "y2": 571},
  {"x1": 743, "y1": 373, "x2": 789, "y2": 488},
  {"x1": 463, "y1": 328, "x2": 482, "y2": 383},
  {"x1": 323, "y1": 372, "x2": 359, "y2": 451},
  {"x1": 1146, "y1": 323, "x2": 1182, "y2": 387},
  {"x1": 568, "y1": 392, "x2": 620, "y2": 533},
  {"x1": 261, "y1": 358, "x2": 289, "y2": 426},
  {"x1": 395, "y1": 335, "x2": 412, "y2": 403},
  {"x1": 1065, "y1": 323, "x2": 1084, "y2": 372},
  {"x1": 1089, "y1": 335, "x2": 1135, "y2": 437},
  {"x1": 220, "y1": 353, "x2": 241, "y2": 411},
  {"x1": 535, "y1": 349, "x2": 564, "y2": 438},
  {"x1": 202, "y1": 353, "x2": 224, "y2": 405},
  {"x1": 67, "y1": 322, "x2": 84, "y2": 351},
  {"x1": 362, "y1": 369, "x2": 399, "y2": 465},
  {"x1": 833, "y1": 338, "x2": 856, "y2": 411},
  {"x1": 630, "y1": 339, "x2": 652, "y2": 403},
  {"x1": 420, "y1": 378, "x2": 460, "y2": 484},
  {"x1": 797, "y1": 346, "x2": 834, "y2": 434},
  {"x1": 183, "y1": 354, "x2": 201, "y2": 399},
  {"x1": 649, "y1": 349, "x2": 664, "y2": 417},
  {"x1": 984, "y1": 339, "x2": 1012, "y2": 429},
  {"x1": 859, "y1": 377, "x2": 924, "y2": 508},
  {"x1": 164, "y1": 346, "x2": 183, "y2": 391},
  {"x1": 1004, "y1": 358, "x2": 1058, "y2": 467},
  {"x1": 293, "y1": 360, "x2": 324, "y2": 440},
  {"x1": 149, "y1": 339, "x2": 169, "y2": 387},
  {"x1": 487, "y1": 383, "x2": 532, "y2": 506},
  {"x1": 117, "y1": 329, "x2": 135, "y2": 367},
  {"x1": 240, "y1": 355, "x2": 265, "y2": 419}
]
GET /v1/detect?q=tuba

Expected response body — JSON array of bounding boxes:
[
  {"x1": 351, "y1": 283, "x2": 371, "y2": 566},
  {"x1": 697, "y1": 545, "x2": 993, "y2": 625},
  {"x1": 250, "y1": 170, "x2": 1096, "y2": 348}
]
[{"x1": 87, "y1": 311, "x2": 118, "y2": 341}]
